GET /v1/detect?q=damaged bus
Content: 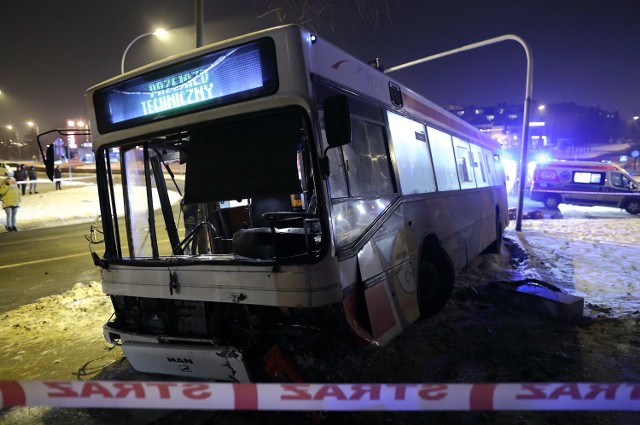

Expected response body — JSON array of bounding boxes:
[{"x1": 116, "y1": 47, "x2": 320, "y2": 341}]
[{"x1": 54, "y1": 25, "x2": 508, "y2": 382}]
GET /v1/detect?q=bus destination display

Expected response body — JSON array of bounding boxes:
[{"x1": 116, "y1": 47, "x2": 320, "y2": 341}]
[{"x1": 93, "y1": 37, "x2": 278, "y2": 133}]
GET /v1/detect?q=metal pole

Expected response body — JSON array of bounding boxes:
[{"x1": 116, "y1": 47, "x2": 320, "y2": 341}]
[
  {"x1": 195, "y1": 0, "x2": 204, "y2": 48},
  {"x1": 121, "y1": 32, "x2": 153, "y2": 74},
  {"x1": 67, "y1": 144, "x2": 72, "y2": 179},
  {"x1": 385, "y1": 34, "x2": 534, "y2": 231}
]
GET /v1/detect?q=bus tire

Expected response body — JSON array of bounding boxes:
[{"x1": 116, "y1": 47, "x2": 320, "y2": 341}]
[
  {"x1": 544, "y1": 195, "x2": 561, "y2": 209},
  {"x1": 417, "y1": 243, "x2": 455, "y2": 319},
  {"x1": 624, "y1": 199, "x2": 640, "y2": 215}
]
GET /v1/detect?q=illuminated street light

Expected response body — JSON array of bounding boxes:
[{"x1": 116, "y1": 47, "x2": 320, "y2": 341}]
[
  {"x1": 538, "y1": 104, "x2": 546, "y2": 111},
  {"x1": 5, "y1": 124, "x2": 22, "y2": 159},
  {"x1": 5, "y1": 124, "x2": 17, "y2": 142},
  {"x1": 121, "y1": 28, "x2": 169, "y2": 74}
]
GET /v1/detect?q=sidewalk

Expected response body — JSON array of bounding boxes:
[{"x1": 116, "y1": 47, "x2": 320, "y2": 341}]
[{"x1": 1, "y1": 181, "x2": 100, "y2": 232}]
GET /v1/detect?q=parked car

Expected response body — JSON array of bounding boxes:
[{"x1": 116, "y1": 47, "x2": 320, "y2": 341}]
[{"x1": 0, "y1": 162, "x2": 15, "y2": 177}]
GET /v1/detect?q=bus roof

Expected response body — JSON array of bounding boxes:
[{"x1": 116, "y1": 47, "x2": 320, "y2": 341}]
[{"x1": 86, "y1": 25, "x2": 498, "y2": 151}]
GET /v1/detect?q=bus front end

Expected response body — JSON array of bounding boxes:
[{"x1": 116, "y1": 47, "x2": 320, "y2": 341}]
[
  {"x1": 87, "y1": 27, "x2": 347, "y2": 382},
  {"x1": 93, "y1": 105, "x2": 343, "y2": 382}
]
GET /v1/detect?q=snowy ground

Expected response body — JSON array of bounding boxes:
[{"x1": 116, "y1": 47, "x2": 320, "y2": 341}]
[{"x1": 1, "y1": 181, "x2": 640, "y2": 424}]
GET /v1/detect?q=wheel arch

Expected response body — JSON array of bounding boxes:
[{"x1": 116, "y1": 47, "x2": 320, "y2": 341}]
[
  {"x1": 416, "y1": 233, "x2": 456, "y2": 318},
  {"x1": 622, "y1": 197, "x2": 640, "y2": 215}
]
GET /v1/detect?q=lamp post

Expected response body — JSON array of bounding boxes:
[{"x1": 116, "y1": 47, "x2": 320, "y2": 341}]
[
  {"x1": 121, "y1": 28, "x2": 169, "y2": 74},
  {"x1": 5, "y1": 124, "x2": 20, "y2": 159},
  {"x1": 385, "y1": 34, "x2": 534, "y2": 232},
  {"x1": 26, "y1": 121, "x2": 39, "y2": 161}
]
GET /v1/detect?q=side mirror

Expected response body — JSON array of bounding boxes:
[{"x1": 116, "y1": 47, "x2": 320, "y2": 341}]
[
  {"x1": 45, "y1": 144, "x2": 55, "y2": 181},
  {"x1": 323, "y1": 95, "x2": 351, "y2": 148}
]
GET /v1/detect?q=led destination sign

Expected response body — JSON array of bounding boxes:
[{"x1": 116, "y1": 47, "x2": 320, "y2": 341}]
[{"x1": 93, "y1": 37, "x2": 278, "y2": 133}]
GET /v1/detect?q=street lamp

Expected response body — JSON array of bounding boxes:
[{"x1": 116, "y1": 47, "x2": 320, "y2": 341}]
[
  {"x1": 26, "y1": 121, "x2": 39, "y2": 161},
  {"x1": 121, "y1": 28, "x2": 169, "y2": 74},
  {"x1": 5, "y1": 124, "x2": 20, "y2": 159}
]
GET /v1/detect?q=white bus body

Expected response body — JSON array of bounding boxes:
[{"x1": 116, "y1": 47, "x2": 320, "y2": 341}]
[
  {"x1": 530, "y1": 160, "x2": 640, "y2": 214},
  {"x1": 84, "y1": 25, "x2": 508, "y2": 382}
]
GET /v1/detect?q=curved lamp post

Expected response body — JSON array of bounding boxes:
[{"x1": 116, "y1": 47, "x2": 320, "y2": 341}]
[
  {"x1": 385, "y1": 34, "x2": 534, "y2": 232},
  {"x1": 121, "y1": 28, "x2": 169, "y2": 74}
]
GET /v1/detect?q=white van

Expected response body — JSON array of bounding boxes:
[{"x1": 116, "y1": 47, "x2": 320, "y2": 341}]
[
  {"x1": 0, "y1": 162, "x2": 15, "y2": 177},
  {"x1": 530, "y1": 161, "x2": 640, "y2": 215}
]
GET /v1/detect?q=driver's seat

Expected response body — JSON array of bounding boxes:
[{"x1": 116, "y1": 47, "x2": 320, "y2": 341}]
[{"x1": 231, "y1": 226, "x2": 311, "y2": 259}]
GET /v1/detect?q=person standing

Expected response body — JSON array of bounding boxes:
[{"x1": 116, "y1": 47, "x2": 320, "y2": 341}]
[
  {"x1": 28, "y1": 165, "x2": 38, "y2": 194},
  {"x1": 0, "y1": 177, "x2": 22, "y2": 231},
  {"x1": 54, "y1": 165, "x2": 62, "y2": 190},
  {"x1": 14, "y1": 164, "x2": 27, "y2": 196}
]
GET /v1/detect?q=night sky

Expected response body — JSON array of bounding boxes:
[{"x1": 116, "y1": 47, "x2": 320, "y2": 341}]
[{"x1": 0, "y1": 0, "x2": 638, "y2": 133}]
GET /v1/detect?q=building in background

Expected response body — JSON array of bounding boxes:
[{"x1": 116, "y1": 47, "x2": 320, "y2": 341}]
[
  {"x1": 446, "y1": 102, "x2": 627, "y2": 158},
  {"x1": 446, "y1": 102, "x2": 637, "y2": 191}
]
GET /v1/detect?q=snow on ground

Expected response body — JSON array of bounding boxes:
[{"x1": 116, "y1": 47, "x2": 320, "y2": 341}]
[
  {"x1": 1, "y1": 180, "x2": 101, "y2": 230},
  {"x1": 507, "y1": 202, "x2": 640, "y2": 318},
  {"x1": 1, "y1": 179, "x2": 181, "y2": 231}
]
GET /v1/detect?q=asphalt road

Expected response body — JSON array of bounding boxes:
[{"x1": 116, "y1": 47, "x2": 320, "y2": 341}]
[{"x1": 0, "y1": 222, "x2": 100, "y2": 314}]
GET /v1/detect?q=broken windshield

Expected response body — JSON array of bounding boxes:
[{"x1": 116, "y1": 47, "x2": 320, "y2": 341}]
[{"x1": 98, "y1": 107, "x2": 323, "y2": 262}]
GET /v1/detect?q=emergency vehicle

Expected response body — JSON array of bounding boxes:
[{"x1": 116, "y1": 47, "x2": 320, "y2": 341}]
[{"x1": 530, "y1": 160, "x2": 640, "y2": 214}]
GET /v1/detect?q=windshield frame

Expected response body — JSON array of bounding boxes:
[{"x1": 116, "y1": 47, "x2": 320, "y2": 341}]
[{"x1": 93, "y1": 106, "x2": 329, "y2": 266}]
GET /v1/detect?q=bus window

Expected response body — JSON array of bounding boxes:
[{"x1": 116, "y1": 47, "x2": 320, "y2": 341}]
[
  {"x1": 343, "y1": 119, "x2": 394, "y2": 197},
  {"x1": 122, "y1": 146, "x2": 156, "y2": 257},
  {"x1": 427, "y1": 126, "x2": 460, "y2": 191},
  {"x1": 470, "y1": 143, "x2": 488, "y2": 187},
  {"x1": 329, "y1": 116, "x2": 396, "y2": 248},
  {"x1": 486, "y1": 149, "x2": 503, "y2": 186},
  {"x1": 387, "y1": 111, "x2": 436, "y2": 195},
  {"x1": 453, "y1": 136, "x2": 475, "y2": 189}
]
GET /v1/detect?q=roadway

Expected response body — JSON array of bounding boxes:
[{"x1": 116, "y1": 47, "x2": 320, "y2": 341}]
[
  {"x1": 0, "y1": 189, "x2": 618, "y2": 316},
  {"x1": 0, "y1": 222, "x2": 100, "y2": 314}
]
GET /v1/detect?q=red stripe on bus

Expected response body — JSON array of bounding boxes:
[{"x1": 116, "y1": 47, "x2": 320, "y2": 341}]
[
  {"x1": 233, "y1": 384, "x2": 258, "y2": 410},
  {"x1": 402, "y1": 93, "x2": 487, "y2": 144},
  {"x1": 365, "y1": 283, "x2": 397, "y2": 338},
  {"x1": 0, "y1": 381, "x2": 26, "y2": 406},
  {"x1": 469, "y1": 383, "x2": 496, "y2": 410}
]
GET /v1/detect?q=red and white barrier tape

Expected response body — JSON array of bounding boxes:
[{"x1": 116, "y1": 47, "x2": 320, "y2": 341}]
[{"x1": 1, "y1": 381, "x2": 639, "y2": 411}]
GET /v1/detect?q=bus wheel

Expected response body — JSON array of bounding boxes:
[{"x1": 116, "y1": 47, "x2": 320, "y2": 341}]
[
  {"x1": 544, "y1": 195, "x2": 561, "y2": 209},
  {"x1": 624, "y1": 199, "x2": 640, "y2": 215},
  {"x1": 417, "y1": 247, "x2": 455, "y2": 319}
]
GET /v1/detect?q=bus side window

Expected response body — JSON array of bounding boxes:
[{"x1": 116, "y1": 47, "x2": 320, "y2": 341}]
[
  {"x1": 343, "y1": 118, "x2": 394, "y2": 197},
  {"x1": 427, "y1": 126, "x2": 460, "y2": 191},
  {"x1": 387, "y1": 110, "x2": 436, "y2": 195}
]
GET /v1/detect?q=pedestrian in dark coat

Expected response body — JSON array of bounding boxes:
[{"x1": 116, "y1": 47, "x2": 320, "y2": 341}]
[
  {"x1": 28, "y1": 166, "x2": 38, "y2": 194},
  {"x1": 14, "y1": 164, "x2": 27, "y2": 195},
  {"x1": 54, "y1": 165, "x2": 62, "y2": 190}
]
